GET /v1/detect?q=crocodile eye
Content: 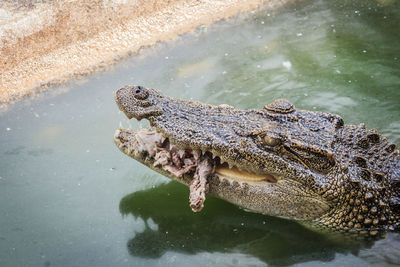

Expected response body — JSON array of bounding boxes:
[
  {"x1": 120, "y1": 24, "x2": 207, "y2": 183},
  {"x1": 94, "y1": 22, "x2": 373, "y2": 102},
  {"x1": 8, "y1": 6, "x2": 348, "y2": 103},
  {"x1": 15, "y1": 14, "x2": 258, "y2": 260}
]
[
  {"x1": 263, "y1": 136, "x2": 281, "y2": 147},
  {"x1": 133, "y1": 86, "x2": 149, "y2": 100}
]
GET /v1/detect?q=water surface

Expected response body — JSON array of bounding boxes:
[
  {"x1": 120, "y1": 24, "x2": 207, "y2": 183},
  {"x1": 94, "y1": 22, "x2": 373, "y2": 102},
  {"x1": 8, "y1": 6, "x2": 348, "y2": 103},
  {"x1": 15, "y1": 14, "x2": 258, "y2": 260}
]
[{"x1": 1, "y1": 0, "x2": 399, "y2": 266}]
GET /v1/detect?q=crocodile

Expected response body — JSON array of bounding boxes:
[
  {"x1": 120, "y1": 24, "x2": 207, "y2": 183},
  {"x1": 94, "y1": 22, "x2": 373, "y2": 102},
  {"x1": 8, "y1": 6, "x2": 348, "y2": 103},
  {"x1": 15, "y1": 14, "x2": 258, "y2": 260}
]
[{"x1": 114, "y1": 85, "x2": 400, "y2": 236}]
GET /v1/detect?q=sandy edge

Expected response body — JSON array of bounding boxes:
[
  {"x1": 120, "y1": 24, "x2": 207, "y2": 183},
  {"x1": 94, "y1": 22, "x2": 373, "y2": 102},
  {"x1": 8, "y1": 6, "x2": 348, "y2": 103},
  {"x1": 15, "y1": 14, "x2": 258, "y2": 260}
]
[{"x1": 0, "y1": 0, "x2": 290, "y2": 106}]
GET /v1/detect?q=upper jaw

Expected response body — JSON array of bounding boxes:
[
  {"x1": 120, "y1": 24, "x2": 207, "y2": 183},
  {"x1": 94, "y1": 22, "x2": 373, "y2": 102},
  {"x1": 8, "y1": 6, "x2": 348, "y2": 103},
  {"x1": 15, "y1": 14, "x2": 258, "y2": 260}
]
[{"x1": 115, "y1": 99, "x2": 321, "y2": 189}]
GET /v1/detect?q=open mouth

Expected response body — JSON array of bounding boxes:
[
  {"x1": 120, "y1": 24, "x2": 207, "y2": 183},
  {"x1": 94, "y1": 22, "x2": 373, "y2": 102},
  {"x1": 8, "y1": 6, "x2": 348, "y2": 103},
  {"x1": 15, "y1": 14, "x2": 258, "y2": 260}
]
[{"x1": 114, "y1": 127, "x2": 278, "y2": 212}]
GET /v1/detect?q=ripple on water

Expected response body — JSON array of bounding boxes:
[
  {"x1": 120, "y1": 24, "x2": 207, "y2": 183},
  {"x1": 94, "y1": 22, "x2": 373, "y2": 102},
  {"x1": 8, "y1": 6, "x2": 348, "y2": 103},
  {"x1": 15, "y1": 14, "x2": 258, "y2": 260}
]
[
  {"x1": 382, "y1": 121, "x2": 400, "y2": 144},
  {"x1": 305, "y1": 92, "x2": 357, "y2": 113}
]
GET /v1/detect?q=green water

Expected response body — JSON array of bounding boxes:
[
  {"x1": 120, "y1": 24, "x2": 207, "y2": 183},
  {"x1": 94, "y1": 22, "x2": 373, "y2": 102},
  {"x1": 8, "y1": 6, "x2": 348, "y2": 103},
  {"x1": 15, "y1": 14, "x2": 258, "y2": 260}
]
[{"x1": 1, "y1": 0, "x2": 400, "y2": 266}]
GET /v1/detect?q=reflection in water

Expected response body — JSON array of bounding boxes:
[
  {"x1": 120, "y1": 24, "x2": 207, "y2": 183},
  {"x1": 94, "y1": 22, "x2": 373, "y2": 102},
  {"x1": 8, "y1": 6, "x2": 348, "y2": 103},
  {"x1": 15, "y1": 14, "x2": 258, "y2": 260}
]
[{"x1": 120, "y1": 182, "x2": 369, "y2": 265}]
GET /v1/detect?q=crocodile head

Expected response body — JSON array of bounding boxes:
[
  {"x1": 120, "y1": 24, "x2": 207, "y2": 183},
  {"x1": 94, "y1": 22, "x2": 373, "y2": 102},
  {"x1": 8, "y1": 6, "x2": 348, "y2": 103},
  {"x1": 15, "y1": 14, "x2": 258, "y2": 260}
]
[{"x1": 114, "y1": 85, "x2": 400, "y2": 236}]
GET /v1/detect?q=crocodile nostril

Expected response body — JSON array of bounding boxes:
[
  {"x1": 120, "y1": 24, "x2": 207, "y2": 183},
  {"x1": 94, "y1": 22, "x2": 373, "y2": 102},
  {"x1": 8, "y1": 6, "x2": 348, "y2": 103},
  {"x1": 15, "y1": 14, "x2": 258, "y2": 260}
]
[{"x1": 133, "y1": 85, "x2": 149, "y2": 100}]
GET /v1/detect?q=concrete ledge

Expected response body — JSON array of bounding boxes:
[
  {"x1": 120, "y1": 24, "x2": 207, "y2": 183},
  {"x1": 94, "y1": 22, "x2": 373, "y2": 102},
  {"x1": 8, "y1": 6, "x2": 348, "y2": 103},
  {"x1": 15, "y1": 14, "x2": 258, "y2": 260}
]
[{"x1": 0, "y1": 0, "x2": 289, "y2": 104}]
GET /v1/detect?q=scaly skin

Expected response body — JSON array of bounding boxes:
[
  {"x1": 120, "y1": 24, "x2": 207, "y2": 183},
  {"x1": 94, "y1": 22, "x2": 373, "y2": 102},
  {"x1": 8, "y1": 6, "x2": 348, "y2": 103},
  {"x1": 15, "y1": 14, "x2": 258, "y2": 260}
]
[{"x1": 114, "y1": 85, "x2": 400, "y2": 237}]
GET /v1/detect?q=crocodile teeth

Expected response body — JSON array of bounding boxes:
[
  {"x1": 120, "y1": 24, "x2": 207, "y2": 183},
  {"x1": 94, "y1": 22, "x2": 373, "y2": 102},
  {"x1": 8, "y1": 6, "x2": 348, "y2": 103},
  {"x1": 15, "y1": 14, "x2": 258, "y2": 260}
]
[
  {"x1": 193, "y1": 150, "x2": 201, "y2": 160},
  {"x1": 119, "y1": 143, "x2": 126, "y2": 149},
  {"x1": 228, "y1": 163, "x2": 233, "y2": 169}
]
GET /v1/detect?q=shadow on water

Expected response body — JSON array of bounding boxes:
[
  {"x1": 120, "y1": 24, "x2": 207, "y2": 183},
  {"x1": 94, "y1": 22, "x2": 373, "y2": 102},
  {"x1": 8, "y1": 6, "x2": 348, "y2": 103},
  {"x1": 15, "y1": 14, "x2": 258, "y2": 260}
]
[{"x1": 119, "y1": 182, "x2": 370, "y2": 266}]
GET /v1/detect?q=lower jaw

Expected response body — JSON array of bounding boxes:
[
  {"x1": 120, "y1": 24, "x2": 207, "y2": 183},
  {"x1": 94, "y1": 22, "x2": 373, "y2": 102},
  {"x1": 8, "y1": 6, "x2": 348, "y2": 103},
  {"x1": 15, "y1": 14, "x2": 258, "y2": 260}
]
[
  {"x1": 115, "y1": 129, "x2": 331, "y2": 221},
  {"x1": 114, "y1": 127, "x2": 282, "y2": 213}
]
